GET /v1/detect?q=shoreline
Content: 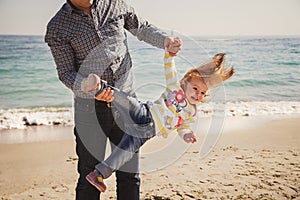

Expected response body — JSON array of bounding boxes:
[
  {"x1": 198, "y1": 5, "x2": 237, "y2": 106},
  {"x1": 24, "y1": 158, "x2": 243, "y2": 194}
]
[
  {"x1": 1, "y1": 100, "x2": 300, "y2": 130},
  {"x1": 1, "y1": 115, "x2": 298, "y2": 144},
  {"x1": 0, "y1": 125, "x2": 74, "y2": 144},
  {"x1": 0, "y1": 117, "x2": 299, "y2": 199}
]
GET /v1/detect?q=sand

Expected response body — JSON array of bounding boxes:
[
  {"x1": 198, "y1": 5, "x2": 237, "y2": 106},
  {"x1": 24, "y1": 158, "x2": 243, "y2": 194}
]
[{"x1": 0, "y1": 117, "x2": 299, "y2": 199}]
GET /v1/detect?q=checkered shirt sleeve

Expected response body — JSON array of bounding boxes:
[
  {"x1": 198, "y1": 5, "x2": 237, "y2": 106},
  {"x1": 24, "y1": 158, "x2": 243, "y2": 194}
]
[{"x1": 45, "y1": 0, "x2": 168, "y2": 98}]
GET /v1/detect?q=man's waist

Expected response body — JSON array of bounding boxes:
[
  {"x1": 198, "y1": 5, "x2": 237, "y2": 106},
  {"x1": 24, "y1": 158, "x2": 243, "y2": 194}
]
[{"x1": 74, "y1": 97, "x2": 113, "y2": 108}]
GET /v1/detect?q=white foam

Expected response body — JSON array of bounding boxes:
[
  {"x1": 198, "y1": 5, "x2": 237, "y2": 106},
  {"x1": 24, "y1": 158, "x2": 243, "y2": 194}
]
[
  {"x1": 0, "y1": 101, "x2": 299, "y2": 130},
  {"x1": 198, "y1": 101, "x2": 300, "y2": 117},
  {"x1": 0, "y1": 107, "x2": 73, "y2": 130}
]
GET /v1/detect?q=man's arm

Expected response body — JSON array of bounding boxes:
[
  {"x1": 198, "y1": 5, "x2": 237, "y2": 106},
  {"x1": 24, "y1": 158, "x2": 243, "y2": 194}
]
[
  {"x1": 45, "y1": 26, "x2": 84, "y2": 95},
  {"x1": 123, "y1": 6, "x2": 167, "y2": 49}
]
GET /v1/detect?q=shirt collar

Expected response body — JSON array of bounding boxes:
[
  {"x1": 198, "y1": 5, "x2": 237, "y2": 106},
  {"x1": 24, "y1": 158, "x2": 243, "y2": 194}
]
[{"x1": 64, "y1": 0, "x2": 85, "y2": 15}]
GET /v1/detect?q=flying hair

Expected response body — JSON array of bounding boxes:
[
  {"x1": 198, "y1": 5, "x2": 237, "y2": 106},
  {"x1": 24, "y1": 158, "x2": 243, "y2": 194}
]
[{"x1": 180, "y1": 53, "x2": 235, "y2": 89}]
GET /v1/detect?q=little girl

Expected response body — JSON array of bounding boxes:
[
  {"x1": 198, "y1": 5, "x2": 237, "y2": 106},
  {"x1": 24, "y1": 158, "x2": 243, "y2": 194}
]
[{"x1": 82, "y1": 51, "x2": 234, "y2": 192}]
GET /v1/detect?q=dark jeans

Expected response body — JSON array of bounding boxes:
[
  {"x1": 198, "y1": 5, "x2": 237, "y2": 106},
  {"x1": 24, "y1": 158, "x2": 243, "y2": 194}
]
[
  {"x1": 74, "y1": 98, "x2": 140, "y2": 200},
  {"x1": 95, "y1": 89, "x2": 156, "y2": 179}
]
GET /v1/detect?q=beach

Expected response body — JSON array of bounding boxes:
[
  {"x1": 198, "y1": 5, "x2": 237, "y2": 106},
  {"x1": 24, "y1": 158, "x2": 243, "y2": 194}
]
[
  {"x1": 0, "y1": 117, "x2": 299, "y2": 200},
  {"x1": 1, "y1": 34, "x2": 300, "y2": 199}
]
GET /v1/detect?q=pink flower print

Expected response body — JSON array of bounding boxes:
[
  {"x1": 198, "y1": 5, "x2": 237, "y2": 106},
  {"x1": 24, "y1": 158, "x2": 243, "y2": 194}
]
[
  {"x1": 175, "y1": 116, "x2": 184, "y2": 128},
  {"x1": 174, "y1": 90, "x2": 186, "y2": 103},
  {"x1": 165, "y1": 100, "x2": 173, "y2": 107}
]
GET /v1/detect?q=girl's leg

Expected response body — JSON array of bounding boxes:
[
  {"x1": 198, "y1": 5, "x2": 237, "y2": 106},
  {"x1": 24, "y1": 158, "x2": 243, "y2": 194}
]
[
  {"x1": 112, "y1": 89, "x2": 155, "y2": 138},
  {"x1": 95, "y1": 133, "x2": 148, "y2": 178},
  {"x1": 94, "y1": 90, "x2": 155, "y2": 178}
]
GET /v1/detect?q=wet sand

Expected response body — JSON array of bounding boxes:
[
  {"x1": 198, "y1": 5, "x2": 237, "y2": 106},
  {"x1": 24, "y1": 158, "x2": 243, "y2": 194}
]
[{"x1": 0, "y1": 117, "x2": 299, "y2": 199}]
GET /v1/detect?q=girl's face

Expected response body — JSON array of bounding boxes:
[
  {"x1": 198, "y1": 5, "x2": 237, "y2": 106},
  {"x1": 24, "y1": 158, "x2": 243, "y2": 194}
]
[{"x1": 184, "y1": 78, "x2": 208, "y2": 105}]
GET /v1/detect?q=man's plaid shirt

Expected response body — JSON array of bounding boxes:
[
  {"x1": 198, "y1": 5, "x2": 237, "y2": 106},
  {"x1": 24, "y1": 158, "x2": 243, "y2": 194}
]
[{"x1": 45, "y1": 0, "x2": 167, "y2": 98}]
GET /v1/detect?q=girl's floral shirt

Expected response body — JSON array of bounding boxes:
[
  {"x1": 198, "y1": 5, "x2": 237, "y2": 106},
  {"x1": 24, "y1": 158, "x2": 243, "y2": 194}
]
[{"x1": 147, "y1": 52, "x2": 196, "y2": 139}]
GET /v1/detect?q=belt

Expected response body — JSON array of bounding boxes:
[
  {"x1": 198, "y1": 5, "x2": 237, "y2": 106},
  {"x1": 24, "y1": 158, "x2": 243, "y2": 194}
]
[
  {"x1": 74, "y1": 97, "x2": 113, "y2": 109},
  {"x1": 106, "y1": 102, "x2": 113, "y2": 108}
]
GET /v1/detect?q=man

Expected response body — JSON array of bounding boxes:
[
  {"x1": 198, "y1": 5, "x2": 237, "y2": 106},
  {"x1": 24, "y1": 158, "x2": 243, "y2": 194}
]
[{"x1": 45, "y1": 0, "x2": 181, "y2": 199}]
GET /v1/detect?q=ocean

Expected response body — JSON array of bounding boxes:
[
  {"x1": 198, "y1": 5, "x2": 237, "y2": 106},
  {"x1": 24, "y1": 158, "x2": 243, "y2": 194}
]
[{"x1": 0, "y1": 34, "x2": 300, "y2": 130}]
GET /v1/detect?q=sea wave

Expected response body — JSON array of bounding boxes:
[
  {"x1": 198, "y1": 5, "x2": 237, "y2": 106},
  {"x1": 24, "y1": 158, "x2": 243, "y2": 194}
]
[
  {"x1": 198, "y1": 101, "x2": 300, "y2": 117},
  {"x1": 0, "y1": 107, "x2": 73, "y2": 130},
  {"x1": 0, "y1": 101, "x2": 300, "y2": 130}
]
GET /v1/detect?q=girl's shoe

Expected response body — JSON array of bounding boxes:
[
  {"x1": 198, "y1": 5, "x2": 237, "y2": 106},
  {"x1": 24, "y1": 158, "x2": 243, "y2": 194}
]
[{"x1": 86, "y1": 169, "x2": 107, "y2": 192}]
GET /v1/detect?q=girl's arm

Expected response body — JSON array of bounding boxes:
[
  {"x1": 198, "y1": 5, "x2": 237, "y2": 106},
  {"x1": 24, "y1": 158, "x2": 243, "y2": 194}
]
[{"x1": 177, "y1": 123, "x2": 196, "y2": 143}]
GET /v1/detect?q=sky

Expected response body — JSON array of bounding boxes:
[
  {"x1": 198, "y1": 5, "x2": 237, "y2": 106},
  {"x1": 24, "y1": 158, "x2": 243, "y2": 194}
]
[{"x1": 0, "y1": 0, "x2": 299, "y2": 36}]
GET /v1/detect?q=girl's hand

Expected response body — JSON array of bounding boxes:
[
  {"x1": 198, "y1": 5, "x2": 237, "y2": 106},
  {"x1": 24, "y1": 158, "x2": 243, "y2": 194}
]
[
  {"x1": 81, "y1": 74, "x2": 100, "y2": 92},
  {"x1": 183, "y1": 132, "x2": 197, "y2": 143},
  {"x1": 164, "y1": 37, "x2": 182, "y2": 56}
]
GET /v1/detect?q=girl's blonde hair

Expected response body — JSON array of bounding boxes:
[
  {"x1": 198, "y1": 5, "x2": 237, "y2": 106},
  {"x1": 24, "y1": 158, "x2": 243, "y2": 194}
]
[{"x1": 180, "y1": 53, "x2": 234, "y2": 90}]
